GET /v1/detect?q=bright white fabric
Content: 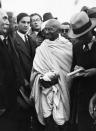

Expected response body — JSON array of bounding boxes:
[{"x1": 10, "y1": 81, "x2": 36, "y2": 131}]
[{"x1": 30, "y1": 37, "x2": 73, "y2": 125}]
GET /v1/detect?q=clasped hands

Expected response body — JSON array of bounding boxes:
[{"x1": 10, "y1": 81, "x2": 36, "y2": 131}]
[{"x1": 40, "y1": 71, "x2": 59, "y2": 88}]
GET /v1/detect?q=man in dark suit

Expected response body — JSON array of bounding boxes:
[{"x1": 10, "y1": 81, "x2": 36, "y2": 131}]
[
  {"x1": 14, "y1": 13, "x2": 36, "y2": 82},
  {"x1": 14, "y1": 13, "x2": 45, "y2": 131},
  {"x1": 0, "y1": 9, "x2": 29, "y2": 131},
  {"x1": 68, "y1": 11, "x2": 96, "y2": 131}
]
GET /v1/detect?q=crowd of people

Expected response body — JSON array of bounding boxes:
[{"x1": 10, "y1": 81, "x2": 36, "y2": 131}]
[{"x1": 0, "y1": 5, "x2": 96, "y2": 131}]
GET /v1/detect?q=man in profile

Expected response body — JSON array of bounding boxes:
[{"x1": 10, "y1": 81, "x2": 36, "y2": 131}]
[{"x1": 0, "y1": 9, "x2": 30, "y2": 131}]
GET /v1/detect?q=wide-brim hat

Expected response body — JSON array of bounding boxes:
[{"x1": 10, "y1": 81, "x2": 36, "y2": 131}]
[
  {"x1": 68, "y1": 11, "x2": 96, "y2": 38},
  {"x1": 43, "y1": 12, "x2": 57, "y2": 22}
]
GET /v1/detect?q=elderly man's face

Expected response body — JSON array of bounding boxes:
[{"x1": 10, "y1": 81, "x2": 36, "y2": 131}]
[
  {"x1": 44, "y1": 26, "x2": 59, "y2": 40},
  {"x1": 0, "y1": 10, "x2": 9, "y2": 35}
]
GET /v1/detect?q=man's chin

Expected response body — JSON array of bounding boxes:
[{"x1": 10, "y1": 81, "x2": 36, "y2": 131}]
[
  {"x1": 3, "y1": 29, "x2": 8, "y2": 34},
  {"x1": 0, "y1": 30, "x2": 9, "y2": 37}
]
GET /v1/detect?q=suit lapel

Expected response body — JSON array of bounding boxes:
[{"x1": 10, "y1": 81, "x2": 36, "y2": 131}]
[{"x1": 15, "y1": 33, "x2": 31, "y2": 59}]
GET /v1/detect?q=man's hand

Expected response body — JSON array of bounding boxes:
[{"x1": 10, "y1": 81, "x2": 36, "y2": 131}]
[
  {"x1": 83, "y1": 68, "x2": 96, "y2": 77},
  {"x1": 72, "y1": 66, "x2": 96, "y2": 78},
  {"x1": 71, "y1": 65, "x2": 85, "y2": 78},
  {"x1": 40, "y1": 71, "x2": 59, "y2": 88}
]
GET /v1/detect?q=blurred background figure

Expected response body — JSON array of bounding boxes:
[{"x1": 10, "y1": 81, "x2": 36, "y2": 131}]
[
  {"x1": 7, "y1": 11, "x2": 18, "y2": 36},
  {"x1": 10, "y1": 16, "x2": 18, "y2": 32},
  {"x1": 7, "y1": 11, "x2": 13, "y2": 22},
  {"x1": 9, "y1": 16, "x2": 18, "y2": 36},
  {"x1": 43, "y1": 12, "x2": 57, "y2": 22},
  {"x1": 81, "y1": 6, "x2": 96, "y2": 37},
  {"x1": 60, "y1": 22, "x2": 70, "y2": 40},
  {"x1": 80, "y1": 5, "x2": 89, "y2": 13},
  {"x1": 74, "y1": 0, "x2": 79, "y2": 5},
  {"x1": 28, "y1": 13, "x2": 43, "y2": 47},
  {"x1": 60, "y1": 22, "x2": 78, "y2": 44},
  {"x1": 0, "y1": 0, "x2": 2, "y2": 8}
]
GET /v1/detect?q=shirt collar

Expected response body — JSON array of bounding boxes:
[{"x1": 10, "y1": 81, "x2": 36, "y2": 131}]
[
  {"x1": 0, "y1": 35, "x2": 8, "y2": 41},
  {"x1": 17, "y1": 31, "x2": 25, "y2": 42}
]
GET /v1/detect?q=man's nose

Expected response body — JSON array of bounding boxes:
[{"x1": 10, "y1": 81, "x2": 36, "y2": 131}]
[
  {"x1": 25, "y1": 22, "x2": 30, "y2": 27},
  {"x1": 6, "y1": 19, "x2": 9, "y2": 25}
]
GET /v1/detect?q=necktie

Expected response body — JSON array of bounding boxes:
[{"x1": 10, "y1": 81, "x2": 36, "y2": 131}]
[
  {"x1": 3, "y1": 38, "x2": 12, "y2": 54},
  {"x1": 24, "y1": 35, "x2": 31, "y2": 53},
  {"x1": 24, "y1": 35, "x2": 29, "y2": 47},
  {"x1": 3, "y1": 38, "x2": 7, "y2": 45},
  {"x1": 3, "y1": 38, "x2": 9, "y2": 48}
]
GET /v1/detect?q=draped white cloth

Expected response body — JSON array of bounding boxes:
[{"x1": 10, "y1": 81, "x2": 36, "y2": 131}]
[{"x1": 30, "y1": 37, "x2": 73, "y2": 125}]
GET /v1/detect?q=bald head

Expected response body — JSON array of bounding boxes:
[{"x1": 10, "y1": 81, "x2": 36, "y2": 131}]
[
  {"x1": 43, "y1": 19, "x2": 62, "y2": 41},
  {"x1": 45, "y1": 19, "x2": 62, "y2": 30}
]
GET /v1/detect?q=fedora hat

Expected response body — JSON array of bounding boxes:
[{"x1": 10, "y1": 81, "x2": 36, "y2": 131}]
[
  {"x1": 43, "y1": 12, "x2": 57, "y2": 22},
  {"x1": 68, "y1": 11, "x2": 96, "y2": 38}
]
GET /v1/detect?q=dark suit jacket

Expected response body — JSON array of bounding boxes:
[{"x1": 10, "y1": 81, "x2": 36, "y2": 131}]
[
  {"x1": 0, "y1": 33, "x2": 36, "y2": 131},
  {"x1": 14, "y1": 32, "x2": 36, "y2": 82},
  {"x1": 70, "y1": 40, "x2": 96, "y2": 131},
  {"x1": 29, "y1": 29, "x2": 45, "y2": 47},
  {"x1": 0, "y1": 34, "x2": 25, "y2": 111}
]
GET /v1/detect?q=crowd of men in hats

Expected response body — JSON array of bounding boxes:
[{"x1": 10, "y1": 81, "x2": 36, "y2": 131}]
[{"x1": 0, "y1": 4, "x2": 96, "y2": 131}]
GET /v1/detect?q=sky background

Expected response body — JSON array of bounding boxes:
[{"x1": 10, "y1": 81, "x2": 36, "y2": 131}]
[{"x1": 2, "y1": 0, "x2": 96, "y2": 22}]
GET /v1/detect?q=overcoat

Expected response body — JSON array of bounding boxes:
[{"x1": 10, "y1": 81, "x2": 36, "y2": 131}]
[{"x1": 70, "y1": 40, "x2": 96, "y2": 131}]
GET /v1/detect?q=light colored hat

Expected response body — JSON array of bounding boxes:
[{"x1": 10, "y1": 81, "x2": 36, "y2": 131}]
[{"x1": 68, "y1": 11, "x2": 96, "y2": 38}]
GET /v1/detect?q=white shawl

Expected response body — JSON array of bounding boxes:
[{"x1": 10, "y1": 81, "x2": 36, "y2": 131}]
[{"x1": 30, "y1": 37, "x2": 73, "y2": 125}]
